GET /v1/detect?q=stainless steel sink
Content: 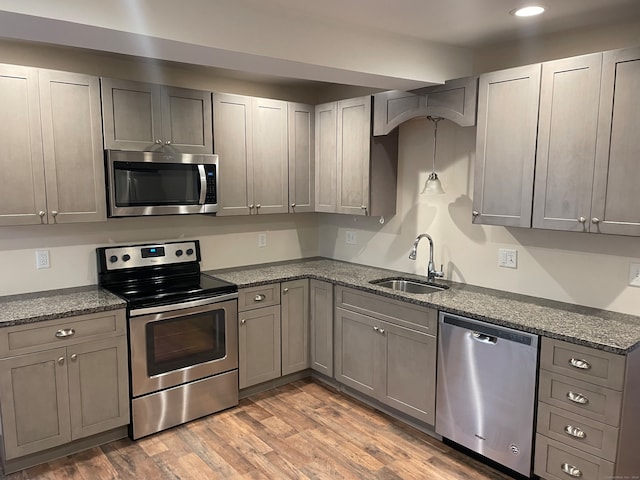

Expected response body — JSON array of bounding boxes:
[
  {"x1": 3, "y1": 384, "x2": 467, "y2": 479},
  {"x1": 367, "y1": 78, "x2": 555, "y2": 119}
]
[{"x1": 369, "y1": 277, "x2": 449, "y2": 294}]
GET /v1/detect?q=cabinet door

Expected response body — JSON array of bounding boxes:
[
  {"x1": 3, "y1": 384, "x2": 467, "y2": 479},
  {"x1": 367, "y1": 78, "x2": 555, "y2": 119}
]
[
  {"x1": 67, "y1": 336, "x2": 129, "y2": 440},
  {"x1": 288, "y1": 103, "x2": 315, "y2": 213},
  {"x1": 0, "y1": 348, "x2": 71, "y2": 459},
  {"x1": 281, "y1": 279, "x2": 310, "y2": 375},
  {"x1": 238, "y1": 305, "x2": 281, "y2": 389},
  {"x1": 213, "y1": 93, "x2": 253, "y2": 216},
  {"x1": 533, "y1": 54, "x2": 602, "y2": 231},
  {"x1": 39, "y1": 70, "x2": 106, "y2": 224},
  {"x1": 315, "y1": 102, "x2": 337, "y2": 213},
  {"x1": 334, "y1": 307, "x2": 378, "y2": 397},
  {"x1": 336, "y1": 96, "x2": 371, "y2": 215},
  {"x1": 101, "y1": 78, "x2": 163, "y2": 151},
  {"x1": 592, "y1": 47, "x2": 640, "y2": 235},
  {"x1": 310, "y1": 280, "x2": 334, "y2": 377},
  {"x1": 473, "y1": 64, "x2": 541, "y2": 227},
  {"x1": 0, "y1": 64, "x2": 46, "y2": 226},
  {"x1": 378, "y1": 320, "x2": 437, "y2": 425},
  {"x1": 252, "y1": 97, "x2": 288, "y2": 214},
  {"x1": 161, "y1": 86, "x2": 213, "y2": 154}
]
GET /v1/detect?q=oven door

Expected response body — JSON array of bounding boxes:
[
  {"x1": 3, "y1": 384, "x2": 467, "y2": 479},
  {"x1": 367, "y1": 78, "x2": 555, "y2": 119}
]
[{"x1": 129, "y1": 298, "x2": 238, "y2": 398}]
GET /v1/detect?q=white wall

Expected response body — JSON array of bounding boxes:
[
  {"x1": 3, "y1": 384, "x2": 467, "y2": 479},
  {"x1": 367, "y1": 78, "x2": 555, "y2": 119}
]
[{"x1": 318, "y1": 22, "x2": 640, "y2": 316}]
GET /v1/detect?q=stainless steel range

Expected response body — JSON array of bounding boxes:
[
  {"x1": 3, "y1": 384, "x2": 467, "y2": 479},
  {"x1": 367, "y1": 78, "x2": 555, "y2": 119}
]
[{"x1": 97, "y1": 240, "x2": 238, "y2": 439}]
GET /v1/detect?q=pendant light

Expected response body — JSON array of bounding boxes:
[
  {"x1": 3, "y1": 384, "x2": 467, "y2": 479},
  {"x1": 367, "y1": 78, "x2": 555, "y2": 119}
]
[{"x1": 422, "y1": 116, "x2": 445, "y2": 195}]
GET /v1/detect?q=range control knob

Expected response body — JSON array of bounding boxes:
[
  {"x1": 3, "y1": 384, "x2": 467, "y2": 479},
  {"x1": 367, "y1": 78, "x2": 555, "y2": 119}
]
[
  {"x1": 186, "y1": 248, "x2": 194, "y2": 256},
  {"x1": 176, "y1": 249, "x2": 183, "y2": 257},
  {"x1": 122, "y1": 254, "x2": 131, "y2": 262},
  {"x1": 109, "y1": 255, "x2": 118, "y2": 263}
]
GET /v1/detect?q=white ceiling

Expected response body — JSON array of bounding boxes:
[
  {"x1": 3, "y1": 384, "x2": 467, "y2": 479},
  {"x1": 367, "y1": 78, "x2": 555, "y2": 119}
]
[{"x1": 0, "y1": 0, "x2": 639, "y2": 90}]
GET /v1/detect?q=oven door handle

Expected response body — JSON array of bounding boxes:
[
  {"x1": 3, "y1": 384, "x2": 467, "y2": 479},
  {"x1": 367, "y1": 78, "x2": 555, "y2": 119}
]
[
  {"x1": 130, "y1": 292, "x2": 238, "y2": 317},
  {"x1": 198, "y1": 164, "x2": 207, "y2": 205}
]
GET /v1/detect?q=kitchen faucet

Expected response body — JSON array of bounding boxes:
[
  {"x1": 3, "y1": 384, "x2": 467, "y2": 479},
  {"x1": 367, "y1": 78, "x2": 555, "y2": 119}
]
[{"x1": 409, "y1": 233, "x2": 444, "y2": 282}]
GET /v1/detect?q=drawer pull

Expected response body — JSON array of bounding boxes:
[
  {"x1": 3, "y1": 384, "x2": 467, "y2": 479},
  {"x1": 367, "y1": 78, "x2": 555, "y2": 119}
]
[
  {"x1": 561, "y1": 463, "x2": 582, "y2": 477},
  {"x1": 564, "y1": 425, "x2": 586, "y2": 439},
  {"x1": 55, "y1": 328, "x2": 76, "y2": 339},
  {"x1": 569, "y1": 358, "x2": 591, "y2": 370},
  {"x1": 567, "y1": 391, "x2": 589, "y2": 405},
  {"x1": 254, "y1": 294, "x2": 266, "y2": 302}
]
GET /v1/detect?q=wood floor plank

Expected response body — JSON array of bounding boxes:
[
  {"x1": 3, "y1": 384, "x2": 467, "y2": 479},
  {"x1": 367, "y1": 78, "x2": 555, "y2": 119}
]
[{"x1": 4, "y1": 379, "x2": 517, "y2": 480}]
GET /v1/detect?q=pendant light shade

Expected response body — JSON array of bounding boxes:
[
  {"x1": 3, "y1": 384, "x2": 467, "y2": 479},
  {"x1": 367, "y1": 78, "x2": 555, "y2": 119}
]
[{"x1": 422, "y1": 116, "x2": 445, "y2": 195}]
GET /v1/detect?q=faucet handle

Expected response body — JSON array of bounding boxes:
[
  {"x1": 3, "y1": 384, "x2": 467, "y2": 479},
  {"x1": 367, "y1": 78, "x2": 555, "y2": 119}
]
[{"x1": 436, "y1": 264, "x2": 445, "y2": 278}]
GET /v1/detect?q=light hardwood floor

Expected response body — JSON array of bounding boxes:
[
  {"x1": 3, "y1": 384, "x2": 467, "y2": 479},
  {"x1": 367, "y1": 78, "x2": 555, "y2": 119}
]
[{"x1": 6, "y1": 379, "x2": 515, "y2": 479}]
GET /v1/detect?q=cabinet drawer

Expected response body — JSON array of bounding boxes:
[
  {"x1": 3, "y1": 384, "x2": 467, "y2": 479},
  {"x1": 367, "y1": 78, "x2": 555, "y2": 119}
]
[
  {"x1": 536, "y1": 403, "x2": 619, "y2": 462},
  {"x1": 237, "y1": 284, "x2": 280, "y2": 312},
  {"x1": 335, "y1": 286, "x2": 437, "y2": 335},
  {"x1": 541, "y1": 338, "x2": 626, "y2": 390},
  {"x1": 0, "y1": 310, "x2": 126, "y2": 357},
  {"x1": 534, "y1": 435, "x2": 614, "y2": 480},
  {"x1": 538, "y1": 370, "x2": 622, "y2": 426}
]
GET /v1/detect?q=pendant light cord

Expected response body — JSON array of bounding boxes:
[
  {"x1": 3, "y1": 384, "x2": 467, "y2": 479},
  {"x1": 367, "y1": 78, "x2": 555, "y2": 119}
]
[{"x1": 427, "y1": 116, "x2": 442, "y2": 176}]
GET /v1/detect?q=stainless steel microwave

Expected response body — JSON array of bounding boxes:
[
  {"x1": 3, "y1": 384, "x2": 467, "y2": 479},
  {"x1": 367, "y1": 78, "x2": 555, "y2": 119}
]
[{"x1": 106, "y1": 150, "x2": 218, "y2": 217}]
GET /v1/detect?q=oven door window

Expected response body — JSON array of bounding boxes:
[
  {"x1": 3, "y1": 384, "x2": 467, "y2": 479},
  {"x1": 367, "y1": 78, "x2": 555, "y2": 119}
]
[
  {"x1": 114, "y1": 161, "x2": 200, "y2": 207},
  {"x1": 146, "y1": 310, "x2": 226, "y2": 376}
]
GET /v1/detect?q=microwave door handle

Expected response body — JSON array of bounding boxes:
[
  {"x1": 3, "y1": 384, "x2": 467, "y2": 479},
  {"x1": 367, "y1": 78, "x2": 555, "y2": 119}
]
[{"x1": 198, "y1": 164, "x2": 207, "y2": 205}]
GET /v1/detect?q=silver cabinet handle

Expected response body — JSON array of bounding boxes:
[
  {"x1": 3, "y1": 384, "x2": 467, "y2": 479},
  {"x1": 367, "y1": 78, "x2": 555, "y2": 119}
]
[
  {"x1": 55, "y1": 328, "x2": 75, "y2": 339},
  {"x1": 57, "y1": 356, "x2": 65, "y2": 366},
  {"x1": 378, "y1": 328, "x2": 385, "y2": 335},
  {"x1": 256, "y1": 204, "x2": 261, "y2": 209},
  {"x1": 567, "y1": 391, "x2": 589, "y2": 405},
  {"x1": 254, "y1": 294, "x2": 266, "y2": 302},
  {"x1": 249, "y1": 204, "x2": 254, "y2": 209},
  {"x1": 564, "y1": 425, "x2": 586, "y2": 439},
  {"x1": 291, "y1": 203, "x2": 296, "y2": 208},
  {"x1": 591, "y1": 217, "x2": 600, "y2": 224},
  {"x1": 165, "y1": 140, "x2": 171, "y2": 145},
  {"x1": 38, "y1": 211, "x2": 46, "y2": 217},
  {"x1": 155, "y1": 139, "x2": 162, "y2": 144},
  {"x1": 373, "y1": 326, "x2": 379, "y2": 332},
  {"x1": 561, "y1": 463, "x2": 582, "y2": 477},
  {"x1": 578, "y1": 217, "x2": 586, "y2": 224},
  {"x1": 283, "y1": 288, "x2": 289, "y2": 293},
  {"x1": 472, "y1": 210, "x2": 479, "y2": 217},
  {"x1": 70, "y1": 353, "x2": 78, "y2": 362},
  {"x1": 240, "y1": 319, "x2": 246, "y2": 325},
  {"x1": 569, "y1": 358, "x2": 591, "y2": 370},
  {"x1": 51, "y1": 211, "x2": 58, "y2": 217}
]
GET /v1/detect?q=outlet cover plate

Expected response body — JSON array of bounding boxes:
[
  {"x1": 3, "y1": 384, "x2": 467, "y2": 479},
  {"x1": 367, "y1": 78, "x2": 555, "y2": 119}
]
[
  {"x1": 498, "y1": 248, "x2": 517, "y2": 269},
  {"x1": 630, "y1": 263, "x2": 640, "y2": 287},
  {"x1": 36, "y1": 250, "x2": 50, "y2": 269},
  {"x1": 346, "y1": 230, "x2": 357, "y2": 245},
  {"x1": 258, "y1": 233, "x2": 267, "y2": 248}
]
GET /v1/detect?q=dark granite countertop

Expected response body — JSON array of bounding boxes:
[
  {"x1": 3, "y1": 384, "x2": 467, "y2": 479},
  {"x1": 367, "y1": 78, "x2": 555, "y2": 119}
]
[
  {"x1": 206, "y1": 257, "x2": 640, "y2": 355},
  {"x1": 0, "y1": 285, "x2": 126, "y2": 328}
]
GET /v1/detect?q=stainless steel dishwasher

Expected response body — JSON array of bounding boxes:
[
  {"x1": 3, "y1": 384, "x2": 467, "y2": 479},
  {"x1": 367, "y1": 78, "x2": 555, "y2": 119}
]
[{"x1": 436, "y1": 312, "x2": 539, "y2": 477}]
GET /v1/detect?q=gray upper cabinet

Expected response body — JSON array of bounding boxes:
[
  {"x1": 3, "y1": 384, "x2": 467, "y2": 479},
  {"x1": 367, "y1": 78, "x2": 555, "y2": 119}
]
[
  {"x1": 0, "y1": 64, "x2": 46, "y2": 226},
  {"x1": 281, "y1": 279, "x2": 310, "y2": 376},
  {"x1": 373, "y1": 90, "x2": 427, "y2": 136},
  {"x1": 0, "y1": 65, "x2": 105, "y2": 226},
  {"x1": 101, "y1": 78, "x2": 212, "y2": 154},
  {"x1": 288, "y1": 103, "x2": 315, "y2": 213},
  {"x1": 533, "y1": 54, "x2": 602, "y2": 232},
  {"x1": 315, "y1": 96, "x2": 398, "y2": 217},
  {"x1": 473, "y1": 64, "x2": 541, "y2": 227},
  {"x1": 591, "y1": 47, "x2": 640, "y2": 236},
  {"x1": 213, "y1": 93, "x2": 288, "y2": 216}
]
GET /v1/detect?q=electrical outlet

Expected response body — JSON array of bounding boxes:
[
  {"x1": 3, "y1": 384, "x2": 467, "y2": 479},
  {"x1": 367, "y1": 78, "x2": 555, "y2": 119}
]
[
  {"x1": 258, "y1": 232, "x2": 267, "y2": 248},
  {"x1": 346, "y1": 230, "x2": 357, "y2": 245},
  {"x1": 630, "y1": 263, "x2": 640, "y2": 287},
  {"x1": 498, "y1": 248, "x2": 517, "y2": 269},
  {"x1": 36, "y1": 250, "x2": 50, "y2": 269}
]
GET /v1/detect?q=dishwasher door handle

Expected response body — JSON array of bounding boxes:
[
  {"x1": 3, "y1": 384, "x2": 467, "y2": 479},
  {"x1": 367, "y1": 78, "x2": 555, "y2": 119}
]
[{"x1": 471, "y1": 331, "x2": 498, "y2": 344}]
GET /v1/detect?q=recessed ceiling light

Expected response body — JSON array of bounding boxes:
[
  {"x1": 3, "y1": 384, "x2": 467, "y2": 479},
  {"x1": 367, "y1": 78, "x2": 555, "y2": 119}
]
[{"x1": 510, "y1": 5, "x2": 545, "y2": 17}]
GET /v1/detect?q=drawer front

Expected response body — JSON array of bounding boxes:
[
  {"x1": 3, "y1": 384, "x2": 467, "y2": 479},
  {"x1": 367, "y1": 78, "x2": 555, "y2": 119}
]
[
  {"x1": 0, "y1": 310, "x2": 126, "y2": 357},
  {"x1": 538, "y1": 370, "x2": 622, "y2": 426},
  {"x1": 541, "y1": 338, "x2": 626, "y2": 390},
  {"x1": 237, "y1": 284, "x2": 280, "y2": 312},
  {"x1": 536, "y1": 403, "x2": 619, "y2": 462},
  {"x1": 534, "y1": 435, "x2": 615, "y2": 480},
  {"x1": 335, "y1": 286, "x2": 437, "y2": 335}
]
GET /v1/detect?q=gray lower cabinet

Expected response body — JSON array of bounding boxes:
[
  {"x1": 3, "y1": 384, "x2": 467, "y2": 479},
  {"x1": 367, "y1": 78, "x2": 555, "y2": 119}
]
[
  {"x1": 534, "y1": 338, "x2": 640, "y2": 479},
  {"x1": 101, "y1": 77, "x2": 212, "y2": 153},
  {"x1": 0, "y1": 65, "x2": 105, "y2": 226},
  {"x1": 281, "y1": 279, "x2": 310, "y2": 376},
  {"x1": 238, "y1": 305, "x2": 281, "y2": 389},
  {"x1": 0, "y1": 310, "x2": 129, "y2": 467},
  {"x1": 334, "y1": 286, "x2": 437, "y2": 425},
  {"x1": 310, "y1": 280, "x2": 334, "y2": 377}
]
